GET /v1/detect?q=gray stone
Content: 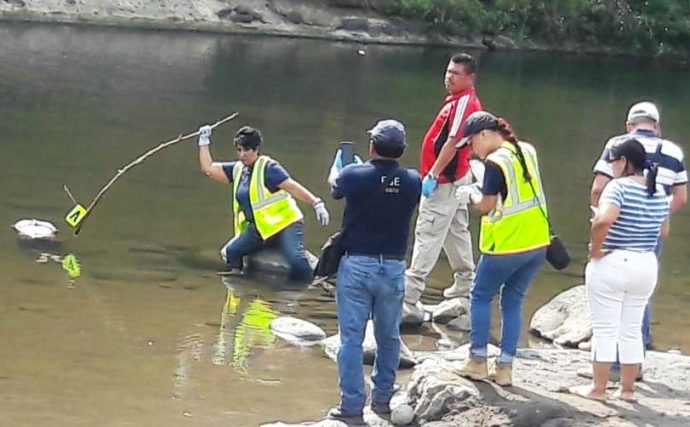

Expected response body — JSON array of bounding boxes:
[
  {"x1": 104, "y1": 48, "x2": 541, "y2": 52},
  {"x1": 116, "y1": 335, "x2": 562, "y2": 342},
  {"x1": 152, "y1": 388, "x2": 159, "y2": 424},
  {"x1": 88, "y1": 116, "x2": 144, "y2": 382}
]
[
  {"x1": 244, "y1": 247, "x2": 318, "y2": 276},
  {"x1": 285, "y1": 10, "x2": 303, "y2": 25},
  {"x1": 322, "y1": 320, "x2": 417, "y2": 369},
  {"x1": 339, "y1": 17, "x2": 369, "y2": 32},
  {"x1": 216, "y1": 7, "x2": 233, "y2": 19},
  {"x1": 234, "y1": 5, "x2": 263, "y2": 22},
  {"x1": 401, "y1": 301, "x2": 425, "y2": 326},
  {"x1": 446, "y1": 314, "x2": 471, "y2": 332},
  {"x1": 5, "y1": 0, "x2": 26, "y2": 7},
  {"x1": 65, "y1": 0, "x2": 76, "y2": 5},
  {"x1": 270, "y1": 316, "x2": 326, "y2": 346},
  {"x1": 230, "y1": 13, "x2": 255, "y2": 24},
  {"x1": 432, "y1": 298, "x2": 468, "y2": 324},
  {"x1": 530, "y1": 285, "x2": 592, "y2": 347},
  {"x1": 494, "y1": 35, "x2": 517, "y2": 49}
]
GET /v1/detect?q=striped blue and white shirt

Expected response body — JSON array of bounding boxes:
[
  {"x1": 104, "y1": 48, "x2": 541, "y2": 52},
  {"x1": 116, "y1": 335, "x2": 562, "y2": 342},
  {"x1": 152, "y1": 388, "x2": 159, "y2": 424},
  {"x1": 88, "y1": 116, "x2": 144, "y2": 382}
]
[{"x1": 600, "y1": 177, "x2": 670, "y2": 252}]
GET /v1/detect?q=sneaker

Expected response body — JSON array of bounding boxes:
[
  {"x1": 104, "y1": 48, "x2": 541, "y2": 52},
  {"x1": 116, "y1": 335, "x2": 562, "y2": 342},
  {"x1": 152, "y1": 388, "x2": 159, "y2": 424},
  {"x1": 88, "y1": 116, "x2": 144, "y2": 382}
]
[
  {"x1": 402, "y1": 301, "x2": 425, "y2": 326},
  {"x1": 370, "y1": 400, "x2": 391, "y2": 415},
  {"x1": 489, "y1": 363, "x2": 513, "y2": 386},
  {"x1": 455, "y1": 358, "x2": 488, "y2": 381},
  {"x1": 216, "y1": 267, "x2": 243, "y2": 277},
  {"x1": 327, "y1": 406, "x2": 365, "y2": 425},
  {"x1": 443, "y1": 283, "x2": 469, "y2": 299},
  {"x1": 575, "y1": 367, "x2": 643, "y2": 383}
]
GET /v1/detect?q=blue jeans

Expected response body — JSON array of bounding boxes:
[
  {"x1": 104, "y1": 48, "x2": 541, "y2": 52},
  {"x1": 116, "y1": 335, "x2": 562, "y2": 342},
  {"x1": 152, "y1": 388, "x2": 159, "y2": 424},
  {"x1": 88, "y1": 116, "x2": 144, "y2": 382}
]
[
  {"x1": 223, "y1": 222, "x2": 313, "y2": 280},
  {"x1": 335, "y1": 255, "x2": 405, "y2": 415},
  {"x1": 470, "y1": 249, "x2": 547, "y2": 364}
]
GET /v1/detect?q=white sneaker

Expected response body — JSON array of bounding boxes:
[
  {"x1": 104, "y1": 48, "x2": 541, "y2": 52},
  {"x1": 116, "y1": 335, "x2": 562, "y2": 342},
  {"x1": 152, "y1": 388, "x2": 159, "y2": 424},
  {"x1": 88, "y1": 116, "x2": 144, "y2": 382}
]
[{"x1": 443, "y1": 283, "x2": 469, "y2": 299}]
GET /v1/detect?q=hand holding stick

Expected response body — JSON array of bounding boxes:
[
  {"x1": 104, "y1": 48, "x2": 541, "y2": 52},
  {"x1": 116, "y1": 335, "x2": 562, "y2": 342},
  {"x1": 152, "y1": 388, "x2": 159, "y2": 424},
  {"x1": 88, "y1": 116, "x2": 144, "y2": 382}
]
[{"x1": 71, "y1": 112, "x2": 239, "y2": 235}]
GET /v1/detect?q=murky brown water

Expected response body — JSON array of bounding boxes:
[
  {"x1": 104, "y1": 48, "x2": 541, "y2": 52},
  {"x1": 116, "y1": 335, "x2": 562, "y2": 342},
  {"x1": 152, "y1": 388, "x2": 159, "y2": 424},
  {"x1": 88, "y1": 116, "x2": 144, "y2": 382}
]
[{"x1": 1, "y1": 22, "x2": 688, "y2": 426}]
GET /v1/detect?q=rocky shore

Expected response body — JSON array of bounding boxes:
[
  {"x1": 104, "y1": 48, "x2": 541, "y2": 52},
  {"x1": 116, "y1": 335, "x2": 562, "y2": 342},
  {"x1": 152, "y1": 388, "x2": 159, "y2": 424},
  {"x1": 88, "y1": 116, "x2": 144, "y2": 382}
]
[
  {"x1": 264, "y1": 284, "x2": 690, "y2": 427},
  {"x1": 0, "y1": 0, "x2": 498, "y2": 50}
]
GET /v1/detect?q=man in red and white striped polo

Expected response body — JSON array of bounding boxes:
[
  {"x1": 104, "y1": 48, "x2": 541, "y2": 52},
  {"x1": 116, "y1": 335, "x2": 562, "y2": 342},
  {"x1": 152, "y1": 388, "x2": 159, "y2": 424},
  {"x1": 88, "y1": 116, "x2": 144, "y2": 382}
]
[{"x1": 404, "y1": 53, "x2": 483, "y2": 319}]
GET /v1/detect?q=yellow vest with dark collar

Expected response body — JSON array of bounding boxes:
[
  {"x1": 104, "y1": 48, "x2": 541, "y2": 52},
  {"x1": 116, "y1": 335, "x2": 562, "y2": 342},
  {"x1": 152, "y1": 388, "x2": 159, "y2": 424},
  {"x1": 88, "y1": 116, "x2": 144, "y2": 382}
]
[
  {"x1": 232, "y1": 156, "x2": 303, "y2": 240},
  {"x1": 479, "y1": 142, "x2": 550, "y2": 254}
]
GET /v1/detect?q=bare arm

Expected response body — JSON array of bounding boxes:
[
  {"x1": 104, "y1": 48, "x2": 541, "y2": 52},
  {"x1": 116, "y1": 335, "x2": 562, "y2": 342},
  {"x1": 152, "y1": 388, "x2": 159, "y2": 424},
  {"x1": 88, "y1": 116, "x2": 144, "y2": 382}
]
[
  {"x1": 429, "y1": 137, "x2": 460, "y2": 177},
  {"x1": 199, "y1": 146, "x2": 229, "y2": 183},
  {"x1": 670, "y1": 183, "x2": 687, "y2": 213},
  {"x1": 590, "y1": 174, "x2": 611, "y2": 207},
  {"x1": 589, "y1": 202, "x2": 620, "y2": 259},
  {"x1": 278, "y1": 178, "x2": 320, "y2": 205},
  {"x1": 471, "y1": 194, "x2": 497, "y2": 214}
]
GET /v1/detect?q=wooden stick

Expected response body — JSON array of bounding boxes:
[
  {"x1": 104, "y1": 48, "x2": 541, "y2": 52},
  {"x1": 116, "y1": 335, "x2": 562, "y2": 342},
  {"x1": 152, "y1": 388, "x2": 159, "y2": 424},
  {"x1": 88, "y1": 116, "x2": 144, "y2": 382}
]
[{"x1": 73, "y1": 112, "x2": 239, "y2": 235}]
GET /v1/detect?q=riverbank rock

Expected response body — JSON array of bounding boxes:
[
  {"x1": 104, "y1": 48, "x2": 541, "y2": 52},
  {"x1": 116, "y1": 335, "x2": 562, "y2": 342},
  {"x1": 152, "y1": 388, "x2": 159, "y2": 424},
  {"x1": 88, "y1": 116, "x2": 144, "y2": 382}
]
[
  {"x1": 270, "y1": 316, "x2": 327, "y2": 346},
  {"x1": 530, "y1": 285, "x2": 592, "y2": 347},
  {"x1": 431, "y1": 297, "x2": 469, "y2": 324},
  {"x1": 322, "y1": 320, "x2": 417, "y2": 368},
  {"x1": 244, "y1": 246, "x2": 318, "y2": 276},
  {"x1": 267, "y1": 346, "x2": 690, "y2": 426}
]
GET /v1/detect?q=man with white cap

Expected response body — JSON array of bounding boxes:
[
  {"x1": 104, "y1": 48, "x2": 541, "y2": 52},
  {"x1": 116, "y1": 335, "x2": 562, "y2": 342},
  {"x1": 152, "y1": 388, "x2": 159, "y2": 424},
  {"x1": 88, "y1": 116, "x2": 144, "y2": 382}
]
[
  {"x1": 586, "y1": 101, "x2": 687, "y2": 379},
  {"x1": 325, "y1": 119, "x2": 421, "y2": 424}
]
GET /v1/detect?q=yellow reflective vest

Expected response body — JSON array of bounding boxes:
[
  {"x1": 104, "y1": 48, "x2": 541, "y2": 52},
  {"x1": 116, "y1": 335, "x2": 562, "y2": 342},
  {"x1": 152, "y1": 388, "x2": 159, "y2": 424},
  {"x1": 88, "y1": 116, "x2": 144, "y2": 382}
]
[
  {"x1": 232, "y1": 155, "x2": 303, "y2": 240},
  {"x1": 479, "y1": 141, "x2": 550, "y2": 255}
]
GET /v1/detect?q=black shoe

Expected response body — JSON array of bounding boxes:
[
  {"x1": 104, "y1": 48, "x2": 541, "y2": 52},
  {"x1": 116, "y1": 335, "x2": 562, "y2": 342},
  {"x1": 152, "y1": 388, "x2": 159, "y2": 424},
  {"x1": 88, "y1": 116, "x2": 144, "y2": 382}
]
[
  {"x1": 370, "y1": 400, "x2": 391, "y2": 415},
  {"x1": 327, "y1": 406, "x2": 365, "y2": 425},
  {"x1": 216, "y1": 267, "x2": 243, "y2": 277}
]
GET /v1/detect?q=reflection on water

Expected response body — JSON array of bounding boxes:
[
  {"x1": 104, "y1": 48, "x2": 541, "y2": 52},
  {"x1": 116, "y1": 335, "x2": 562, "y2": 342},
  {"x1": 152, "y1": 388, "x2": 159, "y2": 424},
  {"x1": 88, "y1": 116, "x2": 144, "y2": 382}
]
[{"x1": 213, "y1": 284, "x2": 277, "y2": 372}]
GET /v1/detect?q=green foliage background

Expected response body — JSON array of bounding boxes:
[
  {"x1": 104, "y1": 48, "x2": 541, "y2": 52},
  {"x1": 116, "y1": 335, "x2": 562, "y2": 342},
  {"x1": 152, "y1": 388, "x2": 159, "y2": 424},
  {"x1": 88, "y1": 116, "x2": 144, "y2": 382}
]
[{"x1": 385, "y1": 0, "x2": 690, "y2": 57}]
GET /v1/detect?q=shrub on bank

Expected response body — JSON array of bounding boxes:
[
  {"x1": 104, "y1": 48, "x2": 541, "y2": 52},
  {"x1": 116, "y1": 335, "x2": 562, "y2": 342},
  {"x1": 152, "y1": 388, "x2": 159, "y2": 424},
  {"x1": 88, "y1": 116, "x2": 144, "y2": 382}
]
[{"x1": 386, "y1": 0, "x2": 690, "y2": 57}]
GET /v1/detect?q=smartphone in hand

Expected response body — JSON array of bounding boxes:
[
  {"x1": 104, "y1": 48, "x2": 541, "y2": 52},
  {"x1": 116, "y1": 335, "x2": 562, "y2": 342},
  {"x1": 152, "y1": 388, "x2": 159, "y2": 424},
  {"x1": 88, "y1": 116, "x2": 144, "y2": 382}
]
[{"x1": 339, "y1": 141, "x2": 355, "y2": 167}]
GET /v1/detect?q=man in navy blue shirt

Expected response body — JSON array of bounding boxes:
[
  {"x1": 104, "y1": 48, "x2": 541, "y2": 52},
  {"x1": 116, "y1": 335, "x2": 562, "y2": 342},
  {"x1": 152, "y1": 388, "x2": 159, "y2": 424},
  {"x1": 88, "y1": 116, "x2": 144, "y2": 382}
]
[{"x1": 326, "y1": 120, "x2": 421, "y2": 424}]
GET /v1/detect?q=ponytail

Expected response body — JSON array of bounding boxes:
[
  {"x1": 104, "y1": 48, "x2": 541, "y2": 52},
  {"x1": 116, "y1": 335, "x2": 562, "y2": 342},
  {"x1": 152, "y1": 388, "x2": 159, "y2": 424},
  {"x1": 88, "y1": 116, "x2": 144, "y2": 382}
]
[
  {"x1": 646, "y1": 161, "x2": 659, "y2": 197},
  {"x1": 497, "y1": 117, "x2": 531, "y2": 182}
]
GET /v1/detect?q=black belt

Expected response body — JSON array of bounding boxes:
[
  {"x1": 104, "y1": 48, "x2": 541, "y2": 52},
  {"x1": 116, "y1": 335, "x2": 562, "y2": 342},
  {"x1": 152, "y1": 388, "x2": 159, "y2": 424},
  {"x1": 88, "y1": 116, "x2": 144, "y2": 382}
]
[{"x1": 345, "y1": 252, "x2": 406, "y2": 261}]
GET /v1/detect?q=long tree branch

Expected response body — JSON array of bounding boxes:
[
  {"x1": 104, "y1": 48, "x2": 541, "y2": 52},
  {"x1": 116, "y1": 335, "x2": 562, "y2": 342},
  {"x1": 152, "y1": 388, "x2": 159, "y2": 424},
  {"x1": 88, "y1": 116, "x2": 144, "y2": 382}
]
[{"x1": 73, "y1": 112, "x2": 239, "y2": 235}]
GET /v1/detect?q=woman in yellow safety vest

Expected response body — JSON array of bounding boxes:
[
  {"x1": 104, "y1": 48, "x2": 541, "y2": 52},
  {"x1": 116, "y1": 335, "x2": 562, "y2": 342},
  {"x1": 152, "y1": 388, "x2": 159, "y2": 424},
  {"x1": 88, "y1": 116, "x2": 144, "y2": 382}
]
[
  {"x1": 454, "y1": 111, "x2": 550, "y2": 387},
  {"x1": 197, "y1": 125, "x2": 330, "y2": 280}
]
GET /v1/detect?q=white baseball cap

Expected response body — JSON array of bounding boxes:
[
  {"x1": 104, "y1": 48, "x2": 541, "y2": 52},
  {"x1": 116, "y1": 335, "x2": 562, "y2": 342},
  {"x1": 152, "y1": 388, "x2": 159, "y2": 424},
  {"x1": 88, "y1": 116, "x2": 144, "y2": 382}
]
[{"x1": 627, "y1": 101, "x2": 660, "y2": 123}]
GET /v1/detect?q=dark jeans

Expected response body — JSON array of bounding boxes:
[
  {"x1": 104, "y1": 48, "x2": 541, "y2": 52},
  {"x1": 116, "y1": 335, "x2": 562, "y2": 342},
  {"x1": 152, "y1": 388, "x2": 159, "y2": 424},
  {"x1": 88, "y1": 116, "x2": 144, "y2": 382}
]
[{"x1": 222, "y1": 222, "x2": 313, "y2": 280}]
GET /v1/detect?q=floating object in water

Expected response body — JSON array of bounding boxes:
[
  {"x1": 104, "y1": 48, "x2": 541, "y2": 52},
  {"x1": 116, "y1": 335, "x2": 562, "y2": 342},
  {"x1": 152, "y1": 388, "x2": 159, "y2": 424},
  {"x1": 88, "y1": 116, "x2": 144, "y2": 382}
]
[
  {"x1": 12, "y1": 219, "x2": 58, "y2": 239},
  {"x1": 270, "y1": 316, "x2": 326, "y2": 345},
  {"x1": 357, "y1": 49, "x2": 366, "y2": 56}
]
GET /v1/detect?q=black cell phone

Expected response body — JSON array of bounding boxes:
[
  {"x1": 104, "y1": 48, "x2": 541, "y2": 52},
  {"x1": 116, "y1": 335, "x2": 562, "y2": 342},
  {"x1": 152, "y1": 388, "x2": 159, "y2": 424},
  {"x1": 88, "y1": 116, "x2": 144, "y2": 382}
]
[{"x1": 339, "y1": 141, "x2": 355, "y2": 166}]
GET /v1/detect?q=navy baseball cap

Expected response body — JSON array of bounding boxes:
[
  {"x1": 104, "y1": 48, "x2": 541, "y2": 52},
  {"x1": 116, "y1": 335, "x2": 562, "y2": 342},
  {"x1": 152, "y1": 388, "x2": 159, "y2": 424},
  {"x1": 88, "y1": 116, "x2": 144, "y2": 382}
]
[
  {"x1": 367, "y1": 119, "x2": 407, "y2": 146},
  {"x1": 455, "y1": 111, "x2": 500, "y2": 148}
]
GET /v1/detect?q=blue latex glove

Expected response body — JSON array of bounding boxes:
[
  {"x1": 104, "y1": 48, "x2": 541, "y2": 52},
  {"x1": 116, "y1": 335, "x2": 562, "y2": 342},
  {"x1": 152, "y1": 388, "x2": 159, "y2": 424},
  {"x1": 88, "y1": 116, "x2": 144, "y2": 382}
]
[
  {"x1": 331, "y1": 148, "x2": 363, "y2": 173},
  {"x1": 328, "y1": 149, "x2": 363, "y2": 186},
  {"x1": 421, "y1": 174, "x2": 438, "y2": 197}
]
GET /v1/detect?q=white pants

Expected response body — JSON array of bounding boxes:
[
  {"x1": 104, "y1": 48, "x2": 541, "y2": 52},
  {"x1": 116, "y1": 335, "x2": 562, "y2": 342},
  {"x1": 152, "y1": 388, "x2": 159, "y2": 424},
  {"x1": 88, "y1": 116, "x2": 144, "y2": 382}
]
[
  {"x1": 585, "y1": 250, "x2": 657, "y2": 364},
  {"x1": 404, "y1": 173, "x2": 474, "y2": 304}
]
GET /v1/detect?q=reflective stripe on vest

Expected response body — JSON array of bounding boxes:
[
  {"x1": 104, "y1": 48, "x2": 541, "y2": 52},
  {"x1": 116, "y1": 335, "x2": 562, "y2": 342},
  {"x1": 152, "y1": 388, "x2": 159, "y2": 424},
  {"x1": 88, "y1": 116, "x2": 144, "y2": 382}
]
[
  {"x1": 479, "y1": 142, "x2": 550, "y2": 255},
  {"x1": 232, "y1": 156, "x2": 303, "y2": 240}
]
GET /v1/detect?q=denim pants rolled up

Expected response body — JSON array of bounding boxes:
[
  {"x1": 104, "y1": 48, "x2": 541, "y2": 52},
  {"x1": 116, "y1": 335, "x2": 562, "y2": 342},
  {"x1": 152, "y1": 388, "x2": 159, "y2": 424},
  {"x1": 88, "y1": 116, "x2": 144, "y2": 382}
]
[
  {"x1": 335, "y1": 255, "x2": 405, "y2": 415},
  {"x1": 470, "y1": 248, "x2": 546, "y2": 364},
  {"x1": 220, "y1": 221, "x2": 313, "y2": 280}
]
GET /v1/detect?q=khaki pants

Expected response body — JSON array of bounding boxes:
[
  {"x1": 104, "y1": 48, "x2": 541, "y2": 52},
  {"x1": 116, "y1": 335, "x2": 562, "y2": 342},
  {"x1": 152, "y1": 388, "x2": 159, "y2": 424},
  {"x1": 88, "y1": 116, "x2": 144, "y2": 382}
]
[{"x1": 405, "y1": 173, "x2": 475, "y2": 304}]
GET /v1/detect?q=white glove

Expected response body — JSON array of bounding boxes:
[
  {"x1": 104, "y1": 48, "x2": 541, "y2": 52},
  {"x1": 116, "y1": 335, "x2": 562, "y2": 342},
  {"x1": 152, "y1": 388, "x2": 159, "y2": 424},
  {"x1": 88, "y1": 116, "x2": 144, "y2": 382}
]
[
  {"x1": 313, "y1": 199, "x2": 330, "y2": 226},
  {"x1": 455, "y1": 185, "x2": 483, "y2": 204},
  {"x1": 198, "y1": 125, "x2": 212, "y2": 146}
]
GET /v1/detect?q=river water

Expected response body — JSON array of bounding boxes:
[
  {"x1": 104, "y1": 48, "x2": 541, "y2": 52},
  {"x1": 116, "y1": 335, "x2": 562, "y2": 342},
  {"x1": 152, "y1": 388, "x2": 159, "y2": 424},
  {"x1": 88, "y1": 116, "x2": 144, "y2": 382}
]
[{"x1": 0, "y1": 23, "x2": 688, "y2": 426}]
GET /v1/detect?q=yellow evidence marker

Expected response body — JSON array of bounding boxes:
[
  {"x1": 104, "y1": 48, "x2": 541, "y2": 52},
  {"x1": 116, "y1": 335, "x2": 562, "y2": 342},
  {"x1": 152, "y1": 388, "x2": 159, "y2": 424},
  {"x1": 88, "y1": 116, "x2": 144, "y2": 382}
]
[{"x1": 65, "y1": 204, "x2": 87, "y2": 227}]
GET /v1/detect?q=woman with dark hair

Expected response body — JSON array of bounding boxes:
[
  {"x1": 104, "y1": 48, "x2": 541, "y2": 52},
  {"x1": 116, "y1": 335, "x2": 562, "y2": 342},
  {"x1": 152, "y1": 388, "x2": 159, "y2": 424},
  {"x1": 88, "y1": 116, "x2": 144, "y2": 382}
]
[
  {"x1": 197, "y1": 125, "x2": 330, "y2": 281},
  {"x1": 573, "y1": 138, "x2": 669, "y2": 402},
  {"x1": 453, "y1": 111, "x2": 550, "y2": 387}
]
